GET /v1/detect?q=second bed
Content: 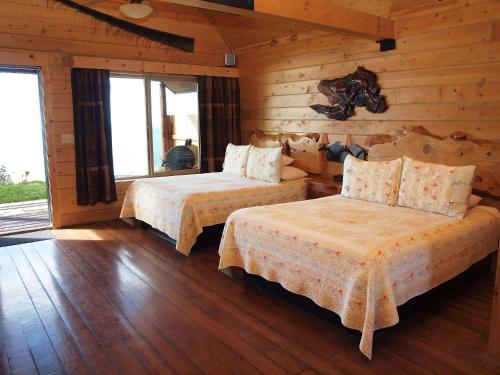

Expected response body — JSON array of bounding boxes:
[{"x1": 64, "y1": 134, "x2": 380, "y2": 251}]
[
  {"x1": 218, "y1": 194, "x2": 500, "y2": 359},
  {"x1": 120, "y1": 172, "x2": 307, "y2": 255}
]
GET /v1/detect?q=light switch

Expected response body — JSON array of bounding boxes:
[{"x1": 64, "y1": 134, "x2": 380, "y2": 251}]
[{"x1": 61, "y1": 134, "x2": 74, "y2": 144}]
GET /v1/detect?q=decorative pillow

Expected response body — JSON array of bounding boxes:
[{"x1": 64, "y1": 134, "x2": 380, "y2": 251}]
[
  {"x1": 246, "y1": 146, "x2": 282, "y2": 183},
  {"x1": 222, "y1": 144, "x2": 250, "y2": 177},
  {"x1": 341, "y1": 155, "x2": 402, "y2": 206},
  {"x1": 469, "y1": 194, "x2": 482, "y2": 208},
  {"x1": 281, "y1": 166, "x2": 308, "y2": 181},
  {"x1": 397, "y1": 156, "x2": 476, "y2": 218},
  {"x1": 282, "y1": 155, "x2": 295, "y2": 166}
]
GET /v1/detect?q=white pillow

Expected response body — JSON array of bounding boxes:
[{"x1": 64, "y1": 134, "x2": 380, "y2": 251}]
[
  {"x1": 341, "y1": 155, "x2": 403, "y2": 206},
  {"x1": 398, "y1": 156, "x2": 476, "y2": 218},
  {"x1": 246, "y1": 146, "x2": 282, "y2": 183},
  {"x1": 469, "y1": 194, "x2": 482, "y2": 208},
  {"x1": 281, "y1": 166, "x2": 308, "y2": 181},
  {"x1": 282, "y1": 155, "x2": 295, "y2": 166},
  {"x1": 223, "y1": 144, "x2": 250, "y2": 177}
]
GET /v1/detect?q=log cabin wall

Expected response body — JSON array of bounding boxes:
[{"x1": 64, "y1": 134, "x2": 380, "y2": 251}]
[
  {"x1": 238, "y1": 0, "x2": 500, "y2": 175},
  {"x1": 0, "y1": 0, "x2": 236, "y2": 228},
  {"x1": 3, "y1": 0, "x2": 499, "y2": 228}
]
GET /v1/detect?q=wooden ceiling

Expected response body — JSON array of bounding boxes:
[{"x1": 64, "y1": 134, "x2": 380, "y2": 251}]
[
  {"x1": 80, "y1": 0, "x2": 443, "y2": 53},
  {"x1": 81, "y1": 0, "x2": 314, "y2": 51}
]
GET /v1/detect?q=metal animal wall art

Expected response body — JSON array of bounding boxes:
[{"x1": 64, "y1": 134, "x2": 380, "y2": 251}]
[{"x1": 310, "y1": 67, "x2": 387, "y2": 121}]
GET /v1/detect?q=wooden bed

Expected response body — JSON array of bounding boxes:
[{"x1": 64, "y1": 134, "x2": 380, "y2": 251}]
[
  {"x1": 120, "y1": 173, "x2": 307, "y2": 255},
  {"x1": 218, "y1": 129, "x2": 500, "y2": 359},
  {"x1": 120, "y1": 133, "x2": 327, "y2": 255}
]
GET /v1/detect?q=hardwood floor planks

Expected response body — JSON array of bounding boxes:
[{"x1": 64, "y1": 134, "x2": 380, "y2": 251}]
[
  {"x1": 106, "y1": 221, "x2": 499, "y2": 374},
  {"x1": 66, "y1": 227, "x2": 287, "y2": 375},
  {"x1": 97, "y1": 222, "x2": 353, "y2": 374},
  {"x1": 24, "y1": 240, "x2": 148, "y2": 375},
  {"x1": 0, "y1": 245, "x2": 64, "y2": 375},
  {"x1": 54, "y1": 228, "x2": 251, "y2": 374},
  {"x1": 53, "y1": 235, "x2": 218, "y2": 375},
  {"x1": 17, "y1": 244, "x2": 121, "y2": 375},
  {"x1": 34, "y1": 239, "x2": 175, "y2": 375},
  {"x1": 9, "y1": 244, "x2": 92, "y2": 375},
  {"x1": 0, "y1": 221, "x2": 499, "y2": 374},
  {"x1": 0, "y1": 320, "x2": 12, "y2": 375}
]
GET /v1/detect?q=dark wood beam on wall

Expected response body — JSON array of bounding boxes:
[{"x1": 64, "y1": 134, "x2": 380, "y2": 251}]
[
  {"x1": 159, "y1": 0, "x2": 394, "y2": 40},
  {"x1": 204, "y1": 0, "x2": 254, "y2": 10}
]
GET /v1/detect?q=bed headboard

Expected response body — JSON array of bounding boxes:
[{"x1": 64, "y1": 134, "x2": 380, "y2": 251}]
[
  {"x1": 249, "y1": 131, "x2": 323, "y2": 174},
  {"x1": 368, "y1": 130, "x2": 500, "y2": 200}
]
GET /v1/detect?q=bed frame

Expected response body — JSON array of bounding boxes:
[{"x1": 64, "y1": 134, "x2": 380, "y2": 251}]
[
  {"x1": 369, "y1": 129, "x2": 500, "y2": 354},
  {"x1": 249, "y1": 128, "x2": 500, "y2": 205},
  {"x1": 248, "y1": 127, "x2": 500, "y2": 358},
  {"x1": 249, "y1": 131, "x2": 324, "y2": 174}
]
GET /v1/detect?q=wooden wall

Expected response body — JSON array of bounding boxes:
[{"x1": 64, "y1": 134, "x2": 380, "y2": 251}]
[
  {"x1": 238, "y1": 0, "x2": 500, "y2": 175},
  {"x1": 0, "y1": 0, "x2": 236, "y2": 227},
  {"x1": 0, "y1": 0, "x2": 229, "y2": 65},
  {"x1": 4, "y1": 0, "x2": 500, "y2": 227}
]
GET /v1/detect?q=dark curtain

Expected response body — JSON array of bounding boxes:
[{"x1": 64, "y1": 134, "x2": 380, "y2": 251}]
[
  {"x1": 71, "y1": 68, "x2": 117, "y2": 205},
  {"x1": 197, "y1": 76, "x2": 240, "y2": 173}
]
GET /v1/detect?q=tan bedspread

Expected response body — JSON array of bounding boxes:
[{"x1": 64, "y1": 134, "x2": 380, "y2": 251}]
[
  {"x1": 218, "y1": 195, "x2": 500, "y2": 359},
  {"x1": 120, "y1": 173, "x2": 306, "y2": 255}
]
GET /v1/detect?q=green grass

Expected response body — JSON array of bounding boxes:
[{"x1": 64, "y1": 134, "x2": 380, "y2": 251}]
[{"x1": 0, "y1": 181, "x2": 48, "y2": 204}]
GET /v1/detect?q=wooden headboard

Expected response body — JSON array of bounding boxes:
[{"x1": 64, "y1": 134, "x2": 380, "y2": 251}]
[
  {"x1": 249, "y1": 129, "x2": 500, "y2": 204},
  {"x1": 249, "y1": 131, "x2": 323, "y2": 174},
  {"x1": 368, "y1": 131, "x2": 500, "y2": 200}
]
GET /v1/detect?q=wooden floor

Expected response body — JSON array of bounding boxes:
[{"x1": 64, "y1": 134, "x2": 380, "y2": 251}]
[
  {"x1": 0, "y1": 200, "x2": 51, "y2": 235},
  {"x1": 0, "y1": 220, "x2": 498, "y2": 375}
]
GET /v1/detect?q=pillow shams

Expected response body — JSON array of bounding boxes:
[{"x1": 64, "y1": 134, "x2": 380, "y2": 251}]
[
  {"x1": 397, "y1": 156, "x2": 476, "y2": 218},
  {"x1": 246, "y1": 146, "x2": 282, "y2": 183},
  {"x1": 222, "y1": 144, "x2": 250, "y2": 176},
  {"x1": 341, "y1": 155, "x2": 402, "y2": 206}
]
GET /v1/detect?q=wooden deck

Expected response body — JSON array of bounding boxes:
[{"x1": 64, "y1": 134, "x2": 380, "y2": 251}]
[
  {"x1": 0, "y1": 220, "x2": 498, "y2": 375},
  {"x1": 0, "y1": 200, "x2": 51, "y2": 235}
]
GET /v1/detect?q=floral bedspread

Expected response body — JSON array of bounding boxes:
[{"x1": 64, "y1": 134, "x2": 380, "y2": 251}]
[
  {"x1": 120, "y1": 173, "x2": 307, "y2": 255},
  {"x1": 218, "y1": 195, "x2": 500, "y2": 359}
]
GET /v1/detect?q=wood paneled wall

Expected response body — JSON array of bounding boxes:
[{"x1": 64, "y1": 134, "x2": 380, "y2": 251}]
[
  {"x1": 239, "y1": 0, "x2": 500, "y2": 171},
  {"x1": 0, "y1": 0, "x2": 236, "y2": 228},
  {"x1": 0, "y1": 0, "x2": 228, "y2": 65},
  {"x1": 3, "y1": 0, "x2": 500, "y2": 227}
]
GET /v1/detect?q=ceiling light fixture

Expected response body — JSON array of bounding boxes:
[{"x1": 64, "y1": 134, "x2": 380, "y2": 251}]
[{"x1": 119, "y1": 0, "x2": 153, "y2": 19}]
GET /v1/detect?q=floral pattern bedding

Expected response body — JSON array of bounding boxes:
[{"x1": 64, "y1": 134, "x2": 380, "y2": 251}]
[
  {"x1": 120, "y1": 172, "x2": 307, "y2": 255},
  {"x1": 246, "y1": 146, "x2": 282, "y2": 183},
  {"x1": 398, "y1": 156, "x2": 476, "y2": 218},
  {"x1": 218, "y1": 195, "x2": 500, "y2": 359},
  {"x1": 222, "y1": 144, "x2": 250, "y2": 177},
  {"x1": 341, "y1": 155, "x2": 402, "y2": 206}
]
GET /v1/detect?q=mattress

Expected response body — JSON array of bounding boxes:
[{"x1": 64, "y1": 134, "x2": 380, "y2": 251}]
[
  {"x1": 218, "y1": 195, "x2": 500, "y2": 359},
  {"x1": 120, "y1": 172, "x2": 307, "y2": 255}
]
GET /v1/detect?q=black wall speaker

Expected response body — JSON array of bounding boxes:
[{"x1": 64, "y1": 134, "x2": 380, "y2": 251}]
[{"x1": 377, "y1": 39, "x2": 396, "y2": 52}]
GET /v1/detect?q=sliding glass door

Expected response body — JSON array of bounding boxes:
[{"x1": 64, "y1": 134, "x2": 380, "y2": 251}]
[{"x1": 0, "y1": 67, "x2": 51, "y2": 234}]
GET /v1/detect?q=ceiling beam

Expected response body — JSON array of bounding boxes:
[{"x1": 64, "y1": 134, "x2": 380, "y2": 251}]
[{"x1": 157, "y1": 0, "x2": 394, "y2": 40}]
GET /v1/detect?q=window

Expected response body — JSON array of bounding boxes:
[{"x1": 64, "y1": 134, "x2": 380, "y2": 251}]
[{"x1": 110, "y1": 74, "x2": 199, "y2": 179}]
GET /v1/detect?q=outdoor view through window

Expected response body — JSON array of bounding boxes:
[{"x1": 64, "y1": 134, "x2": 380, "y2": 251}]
[
  {"x1": 0, "y1": 72, "x2": 45, "y2": 183},
  {"x1": 110, "y1": 75, "x2": 199, "y2": 179},
  {"x1": 0, "y1": 69, "x2": 50, "y2": 234}
]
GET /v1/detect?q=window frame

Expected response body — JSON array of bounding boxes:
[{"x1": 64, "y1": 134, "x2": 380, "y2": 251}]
[{"x1": 110, "y1": 72, "x2": 200, "y2": 181}]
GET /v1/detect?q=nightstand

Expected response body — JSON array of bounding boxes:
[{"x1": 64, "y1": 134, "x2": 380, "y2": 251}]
[{"x1": 306, "y1": 175, "x2": 342, "y2": 199}]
